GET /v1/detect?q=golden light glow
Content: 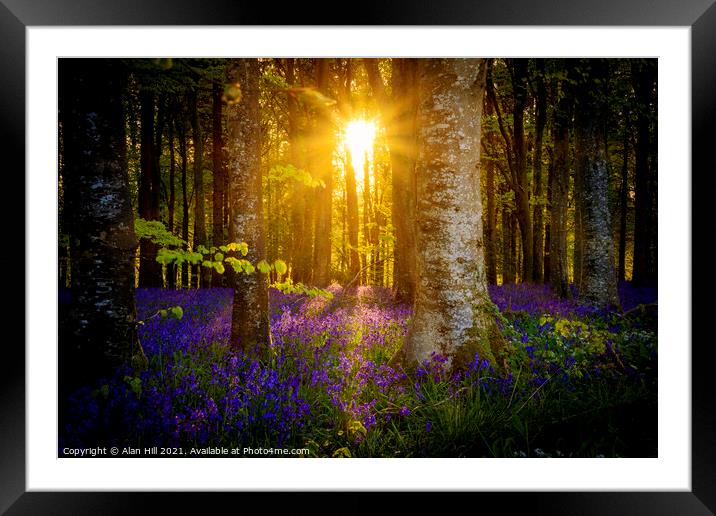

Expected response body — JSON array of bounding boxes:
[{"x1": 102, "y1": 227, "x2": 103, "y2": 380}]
[{"x1": 343, "y1": 120, "x2": 376, "y2": 180}]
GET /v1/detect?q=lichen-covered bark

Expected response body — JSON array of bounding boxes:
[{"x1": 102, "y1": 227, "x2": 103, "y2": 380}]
[
  {"x1": 574, "y1": 59, "x2": 621, "y2": 310},
  {"x1": 400, "y1": 58, "x2": 503, "y2": 371},
  {"x1": 59, "y1": 58, "x2": 142, "y2": 386},
  {"x1": 226, "y1": 59, "x2": 269, "y2": 351}
]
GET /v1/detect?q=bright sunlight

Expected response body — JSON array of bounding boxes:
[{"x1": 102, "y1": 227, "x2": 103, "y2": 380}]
[{"x1": 343, "y1": 120, "x2": 376, "y2": 180}]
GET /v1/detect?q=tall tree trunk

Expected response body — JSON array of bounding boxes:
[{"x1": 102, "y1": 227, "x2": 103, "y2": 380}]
[
  {"x1": 483, "y1": 100, "x2": 498, "y2": 285},
  {"x1": 59, "y1": 59, "x2": 143, "y2": 392},
  {"x1": 167, "y1": 103, "x2": 177, "y2": 288},
  {"x1": 345, "y1": 150, "x2": 361, "y2": 283},
  {"x1": 543, "y1": 156, "x2": 552, "y2": 284},
  {"x1": 212, "y1": 82, "x2": 226, "y2": 287},
  {"x1": 311, "y1": 59, "x2": 334, "y2": 287},
  {"x1": 532, "y1": 60, "x2": 547, "y2": 283},
  {"x1": 574, "y1": 59, "x2": 621, "y2": 310},
  {"x1": 501, "y1": 200, "x2": 515, "y2": 285},
  {"x1": 399, "y1": 58, "x2": 503, "y2": 371},
  {"x1": 285, "y1": 59, "x2": 311, "y2": 283},
  {"x1": 550, "y1": 70, "x2": 572, "y2": 299},
  {"x1": 138, "y1": 89, "x2": 162, "y2": 287},
  {"x1": 178, "y1": 112, "x2": 190, "y2": 288},
  {"x1": 189, "y1": 89, "x2": 208, "y2": 288},
  {"x1": 632, "y1": 59, "x2": 657, "y2": 287},
  {"x1": 511, "y1": 59, "x2": 534, "y2": 283},
  {"x1": 226, "y1": 58, "x2": 269, "y2": 351},
  {"x1": 618, "y1": 109, "x2": 630, "y2": 283},
  {"x1": 362, "y1": 155, "x2": 373, "y2": 284},
  {"x1": 365, "y1": 58, "x2": 418, "y2": 302}
]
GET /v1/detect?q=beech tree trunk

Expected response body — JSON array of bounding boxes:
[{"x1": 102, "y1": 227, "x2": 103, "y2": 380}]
[
  {"x1": 574, "y1": 59, "x2": 621, "y2": 309},
  {"x1": 226, "y1": 58, "x2": 269, "y2": 351},
  {"x1": 59, "y1": 58, "x2": 143, "y2": 389},
  {"x1": 399, "y1": 58, "x2": 503, "y2": 371}
]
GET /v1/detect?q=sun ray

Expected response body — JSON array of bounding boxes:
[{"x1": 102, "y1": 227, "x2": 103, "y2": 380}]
[{"x1": 343, "y1": 120, "x2": 376, "y2": 181}]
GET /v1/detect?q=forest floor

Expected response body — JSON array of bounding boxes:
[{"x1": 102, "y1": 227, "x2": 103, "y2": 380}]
[{"x1": 59, "y1": 282, "x2": 657, "y2": 458}]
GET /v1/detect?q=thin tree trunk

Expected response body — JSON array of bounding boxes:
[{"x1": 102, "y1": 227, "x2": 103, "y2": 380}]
[
  {"x1": 511, "y1": 59, "x2": 533, "y2": 283},
  {"x1": 189, "y1": 89, "x2": 208, "y2": 288},
  {"x1": 178, "y1": 111, "x2": 190, "y2": 288},
  {"x1": 366, "y1": 58, "x2": 418, "y2": 302},
  {"x1": 550, "y1": 70, "x2": 572, "y2": 299},
  {"x1": 618, "y1": 109, "x2": 630, "y2": 283},
  {"x1": 632, "y1": 59, "x2": 657, "y2": 287},
  {"x1": 310, "y1": 59, "x2": 334, "y2": 287},
  {"x1": 345, "y1": 150, "x2": 361, "y2": 282},
  {"x1": 138, "y1": 89, "x2": 162, "y2": 287},
  {"x1": 227, "y1": 58, "x2": 269, "y2": 351},
  {"x1": 167, "y1": 102, "x2": 177, "y2": 288},
  {"x1": 212, "y1": 82, "x2": 226, "y2": 287},
  {"x1": 532, "y1": 61, "x2": 547, "y2": 283}
]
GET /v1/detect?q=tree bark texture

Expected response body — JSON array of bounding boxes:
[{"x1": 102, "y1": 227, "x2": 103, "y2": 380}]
[
  {"x1": 59, "y1": 59, "x2": 143, "y2": 388},
  {"x1": 574, "y1": 59, "x2": 621, "y2": 310},
  {"x1": 226, "y1": 58, "x2": 269, "y2": 351},
  {"x1": 401, "y1": 58, "x2": 503, "y2": 371}
]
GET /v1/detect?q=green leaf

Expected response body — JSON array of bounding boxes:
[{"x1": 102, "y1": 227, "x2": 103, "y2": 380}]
[
  {"x1": 170, "y1": 306, "x2": 183, "y2": 320},
  {"x1": 213, "y1": 262, "x2": 225, "y2": 274},
  {"x1": 274, "y1": 259, "x2": 288, "y2": 276},
  {"x1": 159, "y1": 309, "x2": 168, "y2": 319},
  {"x1": 257, "y1": 260, "x2": 271, "y2": 274},
  {"x1": 214, "y1": 252, "x2": 224, "y2": 262}
]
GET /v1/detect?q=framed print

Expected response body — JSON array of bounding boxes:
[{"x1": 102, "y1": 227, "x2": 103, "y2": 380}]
[{"x1": 4, "y1": 0, "x2": 713, "y2": 513}]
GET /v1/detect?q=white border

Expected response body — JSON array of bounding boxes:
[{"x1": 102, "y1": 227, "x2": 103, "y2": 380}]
[{"x1": 27, "y1": 27, "x2": 691, "y2": 491}]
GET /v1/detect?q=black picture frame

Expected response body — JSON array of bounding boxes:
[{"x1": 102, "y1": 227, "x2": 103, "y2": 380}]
[{"x1": 3, "y1": 0, "x2": 711, "y2": 513}]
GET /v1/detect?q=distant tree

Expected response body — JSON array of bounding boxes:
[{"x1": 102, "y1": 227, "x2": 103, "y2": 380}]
[
  {"x1": 631, "y1": 59, "x2": 658, "y2": 287},
  {"x1": 137, "y1": 87, "x2": 162, "y2": 287},
  {"x1": 311, "y1": 59, "x2": 334, "y2": 287},
  {"x1": 212, "y1": 81, "x2": 227, "y2": 287},
  {"x1": 398, "y1": 58, "x2": 503, "y2": 371},
  {"x1": 365, "y1": 58, "x2": 418, "y2": 302},
  {"x1": 550, "y1": 60, "x2": 573, "y2": 299},
  {"x1": 226, "y1": 58, "x2": 269, "y2": 351},
  {"x1": 59, "y1": 59, "x2": 144, "y2": 391}
]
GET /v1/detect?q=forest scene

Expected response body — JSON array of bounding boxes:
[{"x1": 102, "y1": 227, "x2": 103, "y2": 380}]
[{"x1": 58, "y1": 57, "x2": 657, "y2": 458}]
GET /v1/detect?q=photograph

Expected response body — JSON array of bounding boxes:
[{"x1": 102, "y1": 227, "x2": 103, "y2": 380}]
[{"x1": 57, "y1": 56, "x2": 659, "y2": 459}]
